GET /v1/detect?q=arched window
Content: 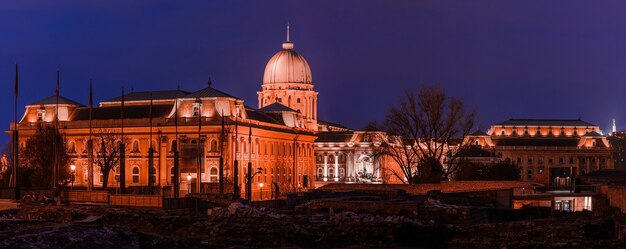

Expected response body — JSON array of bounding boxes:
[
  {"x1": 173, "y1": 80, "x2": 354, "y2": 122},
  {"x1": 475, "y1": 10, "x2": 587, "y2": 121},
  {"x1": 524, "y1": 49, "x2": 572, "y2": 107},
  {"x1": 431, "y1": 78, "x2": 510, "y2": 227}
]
[
  {"x1": 132, "y1": 166, "x2": 140, "y2": 184},
  {"x1": 209, "y1": 167, "x2": 218, "y2": 182},
  {"x1": 329, "y1": 168, "x2": 335, "y2": 178},
  {"x1": 317, "y1": 168, "x2": 323, "y2": 179},
  {"x1": 131, "y1": 140, "x2": 140, "y2": 153},
  {"x1": 340, "y1": 168, "x2": 345, "y2": 179},
  {"x1": 210, "y1": 140, "x2": 218, "y2": 152}
]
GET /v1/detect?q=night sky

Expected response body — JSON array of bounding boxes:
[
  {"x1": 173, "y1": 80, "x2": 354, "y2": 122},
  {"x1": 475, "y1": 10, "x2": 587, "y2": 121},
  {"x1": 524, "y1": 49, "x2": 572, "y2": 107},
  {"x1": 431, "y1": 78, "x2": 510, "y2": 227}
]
[{"x1": 1, "y1": 1, "x2": 625, "y2": 145}]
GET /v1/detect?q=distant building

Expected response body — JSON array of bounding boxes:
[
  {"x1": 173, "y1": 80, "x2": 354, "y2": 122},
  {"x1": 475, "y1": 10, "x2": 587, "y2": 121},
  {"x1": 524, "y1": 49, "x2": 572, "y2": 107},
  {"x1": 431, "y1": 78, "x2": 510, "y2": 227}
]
[{"x1": 466, "y1": 119, "x2": 614, "y2": 186}]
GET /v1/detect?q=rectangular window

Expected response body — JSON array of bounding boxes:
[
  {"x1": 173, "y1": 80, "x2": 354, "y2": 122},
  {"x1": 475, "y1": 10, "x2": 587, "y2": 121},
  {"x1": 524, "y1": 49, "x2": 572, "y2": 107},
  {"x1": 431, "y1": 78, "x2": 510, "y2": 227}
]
[
  {"x1": 559, "y1": 157, "x2": 564, "y2": 163},
  {"x1": 527, "y1": 157, "x2": 532, "y2": 163},
  {"x1": 37, "y1": 109, "x2": 46, "y2": 121},
  {"x1": 132, "y1": 176, "x2": 139, "y2": 184},
  {"x1": 517, "y1": 157, "x2": 521, "y2": 163},
  {"x1": 548, "y1": 158, "x2": 553, "y2": 164},
  {"x1": 569, "y1": 158, "x2": 574, "y2": 164}
]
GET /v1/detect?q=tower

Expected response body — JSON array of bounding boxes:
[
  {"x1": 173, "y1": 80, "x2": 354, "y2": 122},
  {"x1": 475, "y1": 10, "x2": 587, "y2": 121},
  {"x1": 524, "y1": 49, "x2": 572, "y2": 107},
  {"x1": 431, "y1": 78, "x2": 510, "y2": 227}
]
[
  {"x1": 613, "y1": 118, "x2": 617, "y2": 134},
  {"x1": 257, "y1": 23, "x2": 319, "y2": 130}
]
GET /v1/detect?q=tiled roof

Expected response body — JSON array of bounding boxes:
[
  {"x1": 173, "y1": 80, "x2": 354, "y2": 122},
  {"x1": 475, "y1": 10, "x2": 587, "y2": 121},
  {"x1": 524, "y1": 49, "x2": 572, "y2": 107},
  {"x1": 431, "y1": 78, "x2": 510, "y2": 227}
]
[
  {"x1": 29, "y1": 95, "x2": 84, "y2": 106},
  {"x1": 105, "y1": 90, "x2": 190, "y2": 102},
  {"x1": 245, "y1": 108, "x2": 282, "y2": 125},
  {"x1": 258, "y1": 102, "x2": 298, "y2": 113},
  {"x1": 184, "y1": 87, "x2": 240, "y2": 99},
  {"x1": 494, "y1": 119, "x2": 596, "y2": 127},
  {"x1": 315, "y1": 131, "x2": 354, "y2": 143},
  {"x1": 71, "y1": 105, "x2": 173, "y2": 120},
  {"x1": 494, "y1": 138, "x2": 579, "y2": 147},
  {"x1": 318, "y1": 119, "x2": 351, "y2": 130}
]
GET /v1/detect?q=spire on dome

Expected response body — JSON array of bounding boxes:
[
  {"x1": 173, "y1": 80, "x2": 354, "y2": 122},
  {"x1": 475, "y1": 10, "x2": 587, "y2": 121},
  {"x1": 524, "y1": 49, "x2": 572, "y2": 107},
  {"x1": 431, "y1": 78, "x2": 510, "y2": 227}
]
[
  {"x1": 286, "y1": 22, "x2": 290, "y2": 42},
  {"x1": 282, "y1": 22, "x2": 294, "y2": 50}
]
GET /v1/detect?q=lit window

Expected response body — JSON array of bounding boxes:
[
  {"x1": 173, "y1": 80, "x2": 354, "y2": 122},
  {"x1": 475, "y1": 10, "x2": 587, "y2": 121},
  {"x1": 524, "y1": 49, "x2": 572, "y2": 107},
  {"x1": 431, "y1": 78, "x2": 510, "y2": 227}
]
[
  {"x1": 192, "y1": 102, "x2": 202, "y2": 117},
  {"x1": 132, "y1": 166, "x2": 140, "y2": 184},
  {"x1": 37, "y1": 108, "x2": 46, "y2": 121},
  {"x1": 210, "y1": 167, "x2": 218, "y2": 182},
  {"x1": 210, "y1": 140, "x2": 218, "y2": 152}
]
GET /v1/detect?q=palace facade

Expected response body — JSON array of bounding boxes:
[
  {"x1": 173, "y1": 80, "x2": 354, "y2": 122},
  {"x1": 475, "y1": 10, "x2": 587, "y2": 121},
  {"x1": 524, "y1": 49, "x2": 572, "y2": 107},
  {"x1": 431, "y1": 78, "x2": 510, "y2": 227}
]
[
  {"x1": 8, "y1": 27, "x2": 391, "y2": 199},
  {"x1": 466, "y1": 119, "x2": 614, "y2": 185}
]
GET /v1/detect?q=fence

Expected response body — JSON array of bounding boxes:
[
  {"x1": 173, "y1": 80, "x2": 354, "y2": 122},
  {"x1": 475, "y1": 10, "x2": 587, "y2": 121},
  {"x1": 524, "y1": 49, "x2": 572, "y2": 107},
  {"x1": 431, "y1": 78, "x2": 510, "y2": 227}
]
[
  {"x1": 63, "y1": 190, "x2": 109, "y2": 203},
  {"x1": 109, "y1": 194, "x2": 162, "y2": 208}
]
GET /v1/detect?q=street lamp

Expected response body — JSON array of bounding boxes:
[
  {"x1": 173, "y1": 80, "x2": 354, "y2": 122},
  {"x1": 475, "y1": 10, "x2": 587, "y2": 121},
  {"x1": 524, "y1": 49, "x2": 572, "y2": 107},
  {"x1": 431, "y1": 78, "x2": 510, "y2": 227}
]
[
  {"x1": 259, "y1": 182, "x2": 264, "y2": 200},
  {"x1": 70, "y1": 164, "x2": 76, "y2": 190},
  {"x1": 187, "y1": 174, "x2": 192, "y2": 194}
]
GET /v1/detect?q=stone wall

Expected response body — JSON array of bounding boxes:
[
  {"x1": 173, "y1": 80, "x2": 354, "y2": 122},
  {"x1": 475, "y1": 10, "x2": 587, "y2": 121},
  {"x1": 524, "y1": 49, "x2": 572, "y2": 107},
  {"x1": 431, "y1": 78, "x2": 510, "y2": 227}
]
[{"x1": 319, "y1": 181, "x2": 534, "y2": 195}]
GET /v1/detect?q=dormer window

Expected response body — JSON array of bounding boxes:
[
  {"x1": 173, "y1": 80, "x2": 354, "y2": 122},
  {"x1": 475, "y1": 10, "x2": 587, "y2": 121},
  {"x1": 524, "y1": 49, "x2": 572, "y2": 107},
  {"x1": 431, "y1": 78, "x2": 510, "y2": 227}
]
[
  {"x1": 37, "y1": 108, "x2": 46, "y2": 122},
  {"x1": 192, "y1": 102, "x2": 202, "y2": 117}
]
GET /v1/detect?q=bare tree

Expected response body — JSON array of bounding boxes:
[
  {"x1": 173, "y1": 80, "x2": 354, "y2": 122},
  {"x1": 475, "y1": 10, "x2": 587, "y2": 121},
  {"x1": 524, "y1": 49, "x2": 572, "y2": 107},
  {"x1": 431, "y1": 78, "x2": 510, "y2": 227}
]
[
  {"x1": 20, "y1": 124, "x2": 71, "y2": 187},
  {"x1": 370, "y1": 85, "x2": 475, "y2": 184},
  {"x1": 93, "y1": 129, "x2": 128, "y2": 189}
]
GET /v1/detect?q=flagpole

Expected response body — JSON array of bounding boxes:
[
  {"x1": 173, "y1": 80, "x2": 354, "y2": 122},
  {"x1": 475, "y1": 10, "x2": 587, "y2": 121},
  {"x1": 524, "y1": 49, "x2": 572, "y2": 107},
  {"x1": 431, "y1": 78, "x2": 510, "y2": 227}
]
[
  {"x1": 173, "y1": 88, "x2": 180, "y2": 198},
  {"x1": 219, "y1": 110, "x2": 224, "y2": 194},
  {"x1": 12, "y1": 64, "x2": 19, "y2": 200},
  {"x1": 247, "y1": 120, "x2": 252, "y2": 202},
  {"x1": 233, "y1": 109, "x2": 239, "y2": 200},
  {"x1": 54, "y1": 70, "x2": 59, "y2": 189},
  {"x1": 88, "y1": 79, "x2": 93, "y2": 191},
  {"x1": 119, "y1": 86, "x2": 126, "y2": 194},
  {"x1": 148, "y1": 92, "x2": 154, "y2": 194},
  {"x1": 196, "y1": 98, "x2": 202, "y2": 194}
]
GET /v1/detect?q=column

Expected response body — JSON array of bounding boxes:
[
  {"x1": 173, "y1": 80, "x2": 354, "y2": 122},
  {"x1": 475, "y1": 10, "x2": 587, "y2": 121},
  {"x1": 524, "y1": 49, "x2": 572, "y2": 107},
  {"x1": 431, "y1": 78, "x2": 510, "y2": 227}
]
[
  {"x1": 334, "y1": 153, "x2": 339, "y2": 182},
  {"x1": 323, "y1": 152, "x2": 328, "y2": 181}
]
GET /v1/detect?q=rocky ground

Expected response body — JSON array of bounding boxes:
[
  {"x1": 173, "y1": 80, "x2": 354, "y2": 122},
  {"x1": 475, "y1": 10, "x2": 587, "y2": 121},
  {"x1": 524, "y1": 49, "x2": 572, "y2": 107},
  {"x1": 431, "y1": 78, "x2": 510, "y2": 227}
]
[{"x1": 1, "y1": 202, "x2": 626, "y2": 249}]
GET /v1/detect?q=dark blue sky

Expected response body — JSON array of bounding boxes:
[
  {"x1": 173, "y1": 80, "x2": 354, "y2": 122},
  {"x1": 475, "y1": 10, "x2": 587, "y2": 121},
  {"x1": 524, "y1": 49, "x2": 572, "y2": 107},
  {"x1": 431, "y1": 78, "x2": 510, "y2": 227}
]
[{"x1": 1, "y1": 1, "x2": 626, "y2": 145}]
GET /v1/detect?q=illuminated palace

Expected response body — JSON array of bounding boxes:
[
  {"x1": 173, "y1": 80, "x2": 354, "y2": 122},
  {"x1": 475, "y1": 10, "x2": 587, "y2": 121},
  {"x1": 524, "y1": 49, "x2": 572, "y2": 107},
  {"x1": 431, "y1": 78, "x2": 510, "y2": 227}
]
[
  {"x1": 466, "y1": 119, "x2": 613, "y2": 185},
  {"x1": 9, "y1": 27, "x2": 390, "y2": 198}
]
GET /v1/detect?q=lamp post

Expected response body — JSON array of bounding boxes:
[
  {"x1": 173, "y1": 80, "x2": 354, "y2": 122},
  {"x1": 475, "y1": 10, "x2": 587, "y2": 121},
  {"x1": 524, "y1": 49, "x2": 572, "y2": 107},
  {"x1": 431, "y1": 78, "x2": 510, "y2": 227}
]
[
  {"x1": 187, "y1": 174, "x2": 192, "y2": 194},
  {"x1": 245, "y1": 167, "x2": 265, "y2": 202},
  {"x1": 259, "y1": 182, "x2": 264, "y2": 200},
  {"x1": 70, "y1": 164, "x2": 76, "y2": 190}
]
